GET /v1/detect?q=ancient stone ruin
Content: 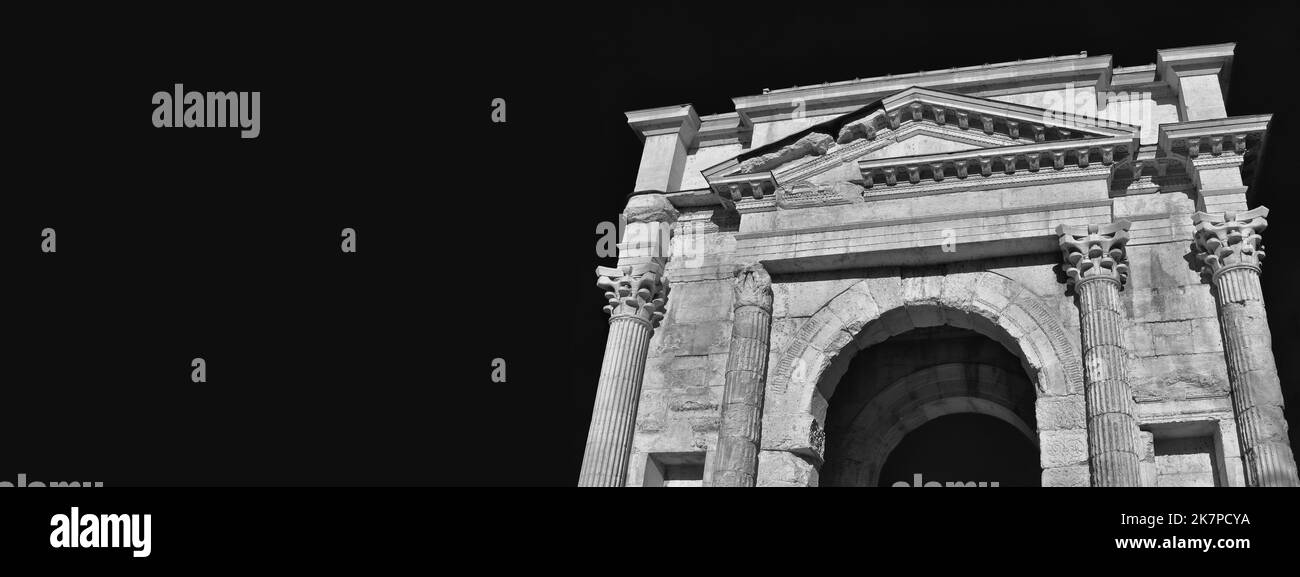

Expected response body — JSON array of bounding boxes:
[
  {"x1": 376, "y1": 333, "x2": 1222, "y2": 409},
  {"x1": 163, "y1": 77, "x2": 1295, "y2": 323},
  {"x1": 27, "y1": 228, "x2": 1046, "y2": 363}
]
[{"x1": 582, "y1": 44, "x2": 1295, "y2": 487}]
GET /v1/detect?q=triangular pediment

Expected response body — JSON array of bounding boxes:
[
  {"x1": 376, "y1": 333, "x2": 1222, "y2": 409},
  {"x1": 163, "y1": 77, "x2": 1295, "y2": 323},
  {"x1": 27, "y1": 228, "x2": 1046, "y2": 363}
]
[
  {"x1": 858, "y1": 131, "x2": 986, "y2": 160},
  {"x1": 703, "y1": 86, "x2": 1140, "y2": 206}
]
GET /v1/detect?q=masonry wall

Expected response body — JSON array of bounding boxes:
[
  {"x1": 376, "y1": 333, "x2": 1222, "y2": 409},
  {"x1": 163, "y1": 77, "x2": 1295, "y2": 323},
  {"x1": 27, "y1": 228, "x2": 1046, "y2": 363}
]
[
  {"x1": 625, "y1": 208, "x2": 740, "y2": 486},
  {"x1": 621, "y1": 46, "x2": 1255, "y2": 487},
  {"x1": 627, "y1": 181, "x2": 1247, "y2": 486}
]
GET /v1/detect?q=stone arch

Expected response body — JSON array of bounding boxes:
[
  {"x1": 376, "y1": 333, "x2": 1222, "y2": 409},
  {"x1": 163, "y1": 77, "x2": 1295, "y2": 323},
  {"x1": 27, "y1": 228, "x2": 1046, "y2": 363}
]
[
  {"x1": 823, "y1": 363, "x2": 1038, "y2": 486},
  {"x1": 758, "y1": 271, "x2": 1090, "y2": 487}
]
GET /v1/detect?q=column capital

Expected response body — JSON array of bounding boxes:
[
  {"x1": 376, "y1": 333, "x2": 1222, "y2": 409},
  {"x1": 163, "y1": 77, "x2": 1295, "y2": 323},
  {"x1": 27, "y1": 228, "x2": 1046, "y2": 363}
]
[
  {"x1": 597, "y1": 262, "x2": 669, "y2": 329},
  {"x1": 1056, "y1": 220, "x2": 1132, "y2": 289},
  {"x1": 733, "y1": 263, "x2": 773, "y2": 312},
  {"x1": 1193, "y1": 206, "x2": 1268, "y2": 279}
]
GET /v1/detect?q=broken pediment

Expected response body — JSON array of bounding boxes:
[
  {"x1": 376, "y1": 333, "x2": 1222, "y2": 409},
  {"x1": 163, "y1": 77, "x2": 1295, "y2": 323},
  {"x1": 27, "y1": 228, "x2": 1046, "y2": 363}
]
[
  {"x1": 703, "y1": 86, "x2": 1141, "y2": 209},
  {"x1": 736, "y1": 132, "x2": 835, "y2": 174}
]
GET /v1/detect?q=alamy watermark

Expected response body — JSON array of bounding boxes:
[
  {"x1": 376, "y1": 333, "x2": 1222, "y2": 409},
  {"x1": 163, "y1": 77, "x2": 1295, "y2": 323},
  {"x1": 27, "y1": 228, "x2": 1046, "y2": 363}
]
[
  {"x1": 1041, "y1": 82, "x2": 1154, "y2": 130},
  {"x1": 152, "y1": 83, "x2": 260, "y2": 139},
  {"x1": 595, "y1": 216, "x2": 709, "y2": 268},
  {"x1": 1, "y1": 473, "x2": 103, "y2": 488},
  {"x1": 50, "y1": 507, "x2": 151, "y2": 558},
  {"x1": 892, "y1": 473, "x2": 999, "y2": 487}
]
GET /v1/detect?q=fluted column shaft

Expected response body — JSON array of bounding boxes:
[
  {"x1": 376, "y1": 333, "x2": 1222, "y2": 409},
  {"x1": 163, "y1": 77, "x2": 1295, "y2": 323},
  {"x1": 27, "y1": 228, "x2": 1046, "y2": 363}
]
[
  {"x1": 1077, "y1": 277, "x2": 1142, "y2": 486},
  {"x1": 1195, "y1": 207, "x2": 1298, "y2": 486},
  {"x1": 580, "y1": 316, "x2": 655, "y2": 487},
  {"x1": 713, "y1": 264, "x2": 773, "y2": 487},
  {"x1": 1057, "y1": 220, "x2": 1142, "y2": 487},
  {"x1": 1215, "y1": 268, "x2": 1297, "y2": 486}
]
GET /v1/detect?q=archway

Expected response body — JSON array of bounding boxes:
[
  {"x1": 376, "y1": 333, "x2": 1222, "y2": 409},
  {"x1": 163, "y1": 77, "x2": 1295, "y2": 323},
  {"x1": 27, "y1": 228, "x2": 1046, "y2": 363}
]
[
  {"x1": 758, "y1": 271, "x2": 1091, "y2": 487},
  {"x1": 820, "y1": 325, "x2": 1041, "y2": 486}
]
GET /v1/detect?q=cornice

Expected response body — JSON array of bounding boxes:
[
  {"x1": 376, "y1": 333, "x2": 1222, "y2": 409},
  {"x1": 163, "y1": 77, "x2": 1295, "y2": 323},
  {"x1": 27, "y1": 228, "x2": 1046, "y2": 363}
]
[
  {"x1": 625, "y1": 104, "x2": 701, "y2": 143},
  {"x1": 857, "y1": 135, "x2": 1136, "y2": 188},
  {"x1": 1156, "y1": 43, "x2": 1235, "y2": 94},
  {"x1": 1158, "y1": 114, "x2": 1271, "y2": 157},
  {"x1": 731, "y1": 53, "x2": 1113, "y2": 121}
]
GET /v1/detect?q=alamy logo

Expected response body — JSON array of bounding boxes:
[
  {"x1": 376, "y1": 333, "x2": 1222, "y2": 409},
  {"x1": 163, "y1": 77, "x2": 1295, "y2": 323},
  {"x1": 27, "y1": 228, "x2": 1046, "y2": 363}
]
[
  {"x1": 892, "y1": 473, "x2": 999, "y2": 487},
  {"x1": 152, "y1": 83, "x2": 260, "y2": 139},
  {"x1": 1, "y1": 473, "x2": 102, "y2": 487},
  {"x1": 50, "y1": 507, "x2": 151, "y2": 558}
]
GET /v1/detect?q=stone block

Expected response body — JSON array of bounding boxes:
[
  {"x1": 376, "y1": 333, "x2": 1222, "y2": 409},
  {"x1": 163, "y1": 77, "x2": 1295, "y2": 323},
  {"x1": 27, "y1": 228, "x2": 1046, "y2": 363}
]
[
  {"x1": 761, "y1": 413, "x2": 825, "y2": 463},
  {"x1": 1042, "y1": 465, "x2": 1090, "y2": 487},
  {"x1": 668, "y1": 280, "x2": 733, "y2": 324},
  {"x1": 1035, "y1": 395, "x2": 1086, "y2": 430},
  {"x1": 1040, "y1": 429, "x2": 1089, "y2": 468},
  {"x1": 773, "y1": 278, "x2": 858, "y2": 319},
  {"x1": 756, "y1": 450, "x2": 820, "y2": 487}
]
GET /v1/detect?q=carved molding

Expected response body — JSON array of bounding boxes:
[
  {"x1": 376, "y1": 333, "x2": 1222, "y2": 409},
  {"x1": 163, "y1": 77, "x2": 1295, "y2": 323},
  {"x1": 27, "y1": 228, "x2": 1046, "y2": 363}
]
[
  {"x1": 1057, "y1": 220, "x2": 1132, "y2": 288},
  {"x1": 1158, "y1": 114, "x2": 1271, "y2": 159},
  {"x1": 859, "y1": 136, "x2": 1134, "y2": 190}
]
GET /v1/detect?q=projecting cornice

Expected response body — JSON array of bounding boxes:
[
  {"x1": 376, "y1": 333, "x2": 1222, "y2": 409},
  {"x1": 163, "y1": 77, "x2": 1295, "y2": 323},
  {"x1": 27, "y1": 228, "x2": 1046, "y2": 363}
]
[
  {"x1": 702, "y1": 87, "x2": 1140, "y2": 208},
  {"x1": 625, "y1": 104, "x2": 701, "y2": 144},
  {"x1": 1156, "y1": 43, "x2": 1235, "y2": 94},
  {"x1": 731, "y1": 53, "x2": 1113, "y2": 121},
  {"x1": 857, "y1": 135, "x2": 1135, "y2": 189},
  {"x1": 878, "y1": 87, "x2": 1137, "y2": 139},
  {"x1": 1157, "y1": 114, "x2": 1271, "y2": 158}
]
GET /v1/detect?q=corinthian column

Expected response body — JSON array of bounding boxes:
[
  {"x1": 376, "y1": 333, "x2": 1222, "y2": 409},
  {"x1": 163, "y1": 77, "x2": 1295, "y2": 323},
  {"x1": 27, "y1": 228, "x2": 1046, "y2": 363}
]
[
  {"x1": 1057, "y1": 221, "x2": 1142, "y2": 487},
  {"x1": 712, "y1": 264, "x2": 774, "y2": 487},
  {"x1": 579, "y1": 194, "x2": 677, "y2": 487},
  {"x1": 1194, "y1": 207, "x2": 1299, "y2": 486}
]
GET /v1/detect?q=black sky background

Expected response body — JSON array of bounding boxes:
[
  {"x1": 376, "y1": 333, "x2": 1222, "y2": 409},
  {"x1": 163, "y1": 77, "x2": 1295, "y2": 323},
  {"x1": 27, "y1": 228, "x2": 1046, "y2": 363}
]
[{"x1": 0, "y1": 3, "x2": 1296, "y2": 487}]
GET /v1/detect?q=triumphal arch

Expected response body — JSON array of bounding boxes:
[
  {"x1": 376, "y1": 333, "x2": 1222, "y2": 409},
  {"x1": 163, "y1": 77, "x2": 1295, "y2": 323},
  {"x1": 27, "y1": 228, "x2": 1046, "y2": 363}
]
[{"x1": 581, "y1": 44, "x2": 1296, "y2": 487}]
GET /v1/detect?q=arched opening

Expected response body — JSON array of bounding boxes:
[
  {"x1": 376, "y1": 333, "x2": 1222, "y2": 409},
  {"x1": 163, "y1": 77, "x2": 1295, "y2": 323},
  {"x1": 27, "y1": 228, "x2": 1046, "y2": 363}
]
[
  {"x1": 820, "y1": 325, "x2": 1040, "y2": 486},
  {"x1": 761, "y1": 272, "x2": 1088, "y2": 487},
  {"x1": 877, "y1": 414, "x2": 1041, "y2": 487}
]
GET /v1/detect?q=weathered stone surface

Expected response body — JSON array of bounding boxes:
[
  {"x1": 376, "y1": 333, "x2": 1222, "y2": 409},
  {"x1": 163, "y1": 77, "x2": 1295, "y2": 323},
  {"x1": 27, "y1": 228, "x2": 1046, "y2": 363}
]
[
  {"x1": 737, "y1": 132, "x2": 834, "y2": 174},
  {"x1": 755, "y1": 450, "x2": 820, "y2": 487},
  {"x1": 593, "y1": 44, "x2": 1283, "y2": 488},
  {"x1": 623, "y1": 193, "x2": 681, "y2": 224},
  {"x1": 714, "y1": 264, "x2": 775, "y2": 487},
  {"x1": 1036, "y1": 395, "x2": 1086, "y2": 430},
  {"x1": 1040, "y1": 429, "x2": 1089, "y2": 469},
  {"x1": 760, "y1": 413, "x2": 825, "y2": 462},
  {"x1": 1042, "y1": 465, "x2": 1090, "y2": 487}
]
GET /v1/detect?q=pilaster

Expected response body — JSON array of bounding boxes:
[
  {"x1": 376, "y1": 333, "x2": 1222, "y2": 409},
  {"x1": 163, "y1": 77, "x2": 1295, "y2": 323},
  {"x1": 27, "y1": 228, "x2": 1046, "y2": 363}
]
[{"x1": 712, "y1": 264, "x2": 774, "y2": 487}]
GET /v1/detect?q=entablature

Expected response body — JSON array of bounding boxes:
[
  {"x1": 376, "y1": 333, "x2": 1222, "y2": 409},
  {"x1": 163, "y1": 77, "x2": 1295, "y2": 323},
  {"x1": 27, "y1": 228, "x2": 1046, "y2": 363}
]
[{"x1": 1158, "y1": 114, "x2": 1271, "y2": 159}]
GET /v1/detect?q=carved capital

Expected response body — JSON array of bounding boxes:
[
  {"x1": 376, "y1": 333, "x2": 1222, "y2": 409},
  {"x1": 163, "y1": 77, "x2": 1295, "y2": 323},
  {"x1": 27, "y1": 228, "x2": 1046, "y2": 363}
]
[
  {"x1": 1193, "y1": 206, "x2": 1268, "y2": 279},
  {"x1": 596, "y1": 261, "x2": 670, "y2": 328},
  {"x1": 733, "y1": 263, "x2": 773, "y2": 312},
  {"x1": 1057, "y1": 220, "x2": 1132, "y2": 288}
]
